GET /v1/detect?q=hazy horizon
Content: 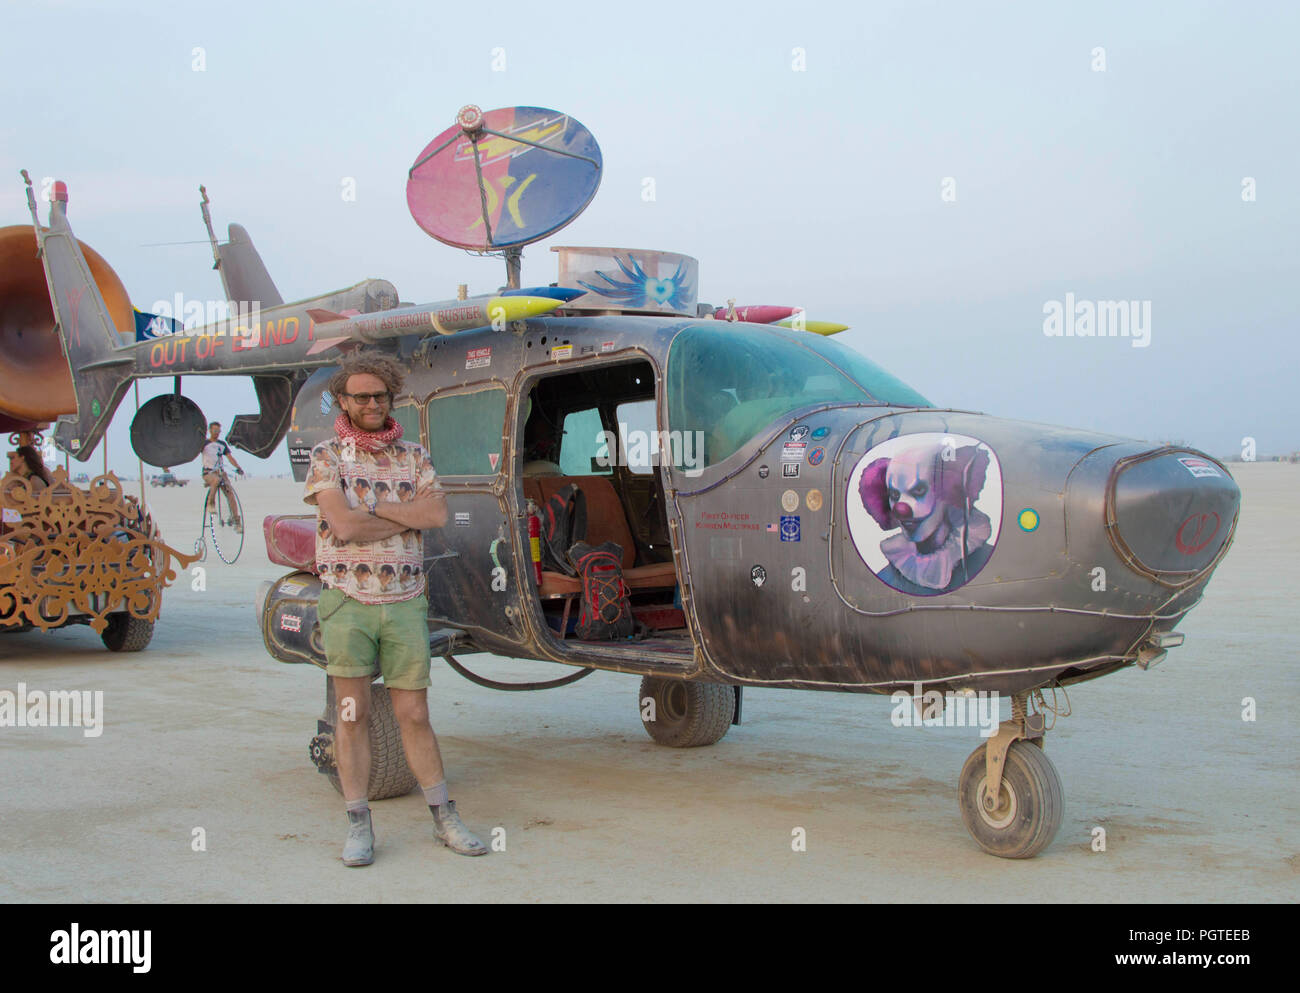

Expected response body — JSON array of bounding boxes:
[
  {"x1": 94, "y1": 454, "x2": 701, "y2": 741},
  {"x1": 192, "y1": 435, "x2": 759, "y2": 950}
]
[{"x1": 3, "y1": 0, "x2": 1296, "y2": 475}]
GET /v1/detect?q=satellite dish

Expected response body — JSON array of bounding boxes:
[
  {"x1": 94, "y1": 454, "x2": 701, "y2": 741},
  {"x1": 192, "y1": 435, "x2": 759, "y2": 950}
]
[
  {"x1": 129, "y1": 393, "x2": 207, "y2": 468},
  {"x1": 406, "y1": 105, "x2": 602, "y2": 253}
]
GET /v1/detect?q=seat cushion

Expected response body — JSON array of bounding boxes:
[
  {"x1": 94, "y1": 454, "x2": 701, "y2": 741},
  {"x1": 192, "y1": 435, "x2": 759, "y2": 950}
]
[
  {"x1": 264, "y1": 514, "x2": 318, "y2": 571},
  {"x1": 538, "y1": 560, "x2": 677, "y2": 598}
]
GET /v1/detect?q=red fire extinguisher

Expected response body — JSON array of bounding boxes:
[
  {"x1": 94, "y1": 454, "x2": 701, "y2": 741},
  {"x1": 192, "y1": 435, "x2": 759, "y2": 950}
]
[{"x1": 526, "y1": 498, "x2": 542, "y2": 584}]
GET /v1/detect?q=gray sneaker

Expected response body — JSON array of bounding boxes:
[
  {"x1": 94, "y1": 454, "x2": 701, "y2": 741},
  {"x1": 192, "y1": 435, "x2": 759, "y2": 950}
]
[
  {"x1": 342, "y1": 808, "x2": 374, "y2": 866},
  {"x1": 431, "y1": 800, "x2": 487, "y2": 856}
]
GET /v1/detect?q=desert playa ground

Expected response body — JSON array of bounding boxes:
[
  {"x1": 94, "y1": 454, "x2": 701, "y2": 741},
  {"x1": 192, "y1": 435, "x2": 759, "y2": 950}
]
[{"x1": 0, "y1": 464, "x2": 1296, "y2": 902}]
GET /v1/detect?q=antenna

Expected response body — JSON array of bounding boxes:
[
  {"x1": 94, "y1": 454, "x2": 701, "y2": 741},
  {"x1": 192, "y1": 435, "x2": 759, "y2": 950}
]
[{"x1": 405, "y1": 105, "x2": 603, "y2": 288}]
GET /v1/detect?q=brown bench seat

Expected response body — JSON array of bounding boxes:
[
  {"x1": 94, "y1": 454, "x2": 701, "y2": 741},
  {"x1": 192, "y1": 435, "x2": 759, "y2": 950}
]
[{"x1": 522, "y1": 475, "x2": 677, "y2": 596}]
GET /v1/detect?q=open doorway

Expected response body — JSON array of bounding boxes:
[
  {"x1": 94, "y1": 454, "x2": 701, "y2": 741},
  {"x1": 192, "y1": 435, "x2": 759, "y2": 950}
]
[{"x1": 518, "y1": 358, "x2": 691, "y2": 657}]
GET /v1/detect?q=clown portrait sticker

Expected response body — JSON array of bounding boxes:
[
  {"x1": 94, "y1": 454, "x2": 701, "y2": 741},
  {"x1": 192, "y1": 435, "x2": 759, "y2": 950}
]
[{"x1": 845, "y1": 433, "x2": 1002, "y2": 596}]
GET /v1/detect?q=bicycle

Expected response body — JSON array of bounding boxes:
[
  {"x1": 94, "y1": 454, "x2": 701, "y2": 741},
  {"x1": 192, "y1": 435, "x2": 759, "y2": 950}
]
[{"x1": 195, "y1": 467, "x2": 245, "y2": 564}]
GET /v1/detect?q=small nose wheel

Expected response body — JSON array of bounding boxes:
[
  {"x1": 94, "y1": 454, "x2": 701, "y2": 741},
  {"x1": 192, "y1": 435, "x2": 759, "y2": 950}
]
[
  {"x1": 958, "y1": 737, "x2": 1063, "y2": 859},
  {"x1": 309, "y1": 730, "x2": 335, "y2": 774}
]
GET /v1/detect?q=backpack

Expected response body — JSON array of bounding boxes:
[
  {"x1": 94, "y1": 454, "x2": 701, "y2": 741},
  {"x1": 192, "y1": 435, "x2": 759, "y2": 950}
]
[
  {"x1": 540, "y1": 483, "x2": 587, "y2": 577},
  {"x1": 569, "y1": 541, "x2": 634, "y2": 640}
]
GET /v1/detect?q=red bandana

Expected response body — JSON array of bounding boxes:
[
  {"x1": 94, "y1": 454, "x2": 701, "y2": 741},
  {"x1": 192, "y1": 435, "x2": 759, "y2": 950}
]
[{"x1": 334, "y1": 413, "x2": 403, "y2": 452}]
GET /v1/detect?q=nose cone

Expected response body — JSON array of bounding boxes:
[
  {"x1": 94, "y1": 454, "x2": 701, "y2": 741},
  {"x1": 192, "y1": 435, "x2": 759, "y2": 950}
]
[{"x1": 1107, "y1": 450, "x2": 1239, "y2": 584}]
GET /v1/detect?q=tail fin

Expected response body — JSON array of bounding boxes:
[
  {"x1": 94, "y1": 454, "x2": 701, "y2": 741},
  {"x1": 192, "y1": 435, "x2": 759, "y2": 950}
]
[
  {"x1": 21, "y1": 174, "x2": 136, "y2": 460},
  {"x1": 200, "y1": 186, "x2": 284, "y2": 308}
]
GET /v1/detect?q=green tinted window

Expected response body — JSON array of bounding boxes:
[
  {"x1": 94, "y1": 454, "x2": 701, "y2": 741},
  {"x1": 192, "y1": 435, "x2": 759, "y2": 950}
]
[
  {"x1": 425, "y1": 387, "x2": 506, "y2": 476},
  {"x1": 617, "y1": 400, "x2": 657, "y2": 475},
  {"x1": 790, "y1": 331, "x2": 931, "y2": 409},
  {"x1": 559, "y1": 407, "x2": 611, "y2": 476},
  {"x1": 391, "y1": 401, "x2": 422, "y2": 445},
  {"x1": 667, "y1": 324, "x2": 931, "y2": 467}
]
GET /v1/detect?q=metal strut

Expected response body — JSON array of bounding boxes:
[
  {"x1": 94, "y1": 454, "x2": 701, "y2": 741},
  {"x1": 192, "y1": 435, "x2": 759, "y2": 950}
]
[{"x1": 982, "y1": 691, "x2": 1046, "y2": 813}]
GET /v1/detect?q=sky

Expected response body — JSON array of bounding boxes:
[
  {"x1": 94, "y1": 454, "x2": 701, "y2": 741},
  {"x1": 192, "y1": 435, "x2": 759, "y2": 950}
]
[{"x1": 2, "y1": 0, "x2": 1296, "y2": 475}]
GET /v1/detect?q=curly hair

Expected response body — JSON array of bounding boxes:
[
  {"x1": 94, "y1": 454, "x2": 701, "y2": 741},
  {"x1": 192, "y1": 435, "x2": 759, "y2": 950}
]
[{"x1": 327, "y1": 351, "x2": 406, "y2": 405}]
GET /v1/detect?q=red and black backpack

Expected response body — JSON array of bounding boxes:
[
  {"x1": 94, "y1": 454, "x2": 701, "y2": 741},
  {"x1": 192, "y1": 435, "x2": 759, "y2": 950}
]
[{"x1": 568, "y1": 540, "x2": 634, "y2": 640}]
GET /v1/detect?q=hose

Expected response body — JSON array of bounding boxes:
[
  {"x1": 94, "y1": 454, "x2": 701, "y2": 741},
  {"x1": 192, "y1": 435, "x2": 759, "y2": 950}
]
[{"x1": 441, "y1": 653, "x2": 596, "y2": 691}]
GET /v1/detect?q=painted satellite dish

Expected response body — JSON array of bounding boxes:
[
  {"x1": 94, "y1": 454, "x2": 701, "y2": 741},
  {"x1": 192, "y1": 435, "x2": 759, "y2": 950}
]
[{"x1": 406, "y1": 105, "x2": 603, "y2": 251}]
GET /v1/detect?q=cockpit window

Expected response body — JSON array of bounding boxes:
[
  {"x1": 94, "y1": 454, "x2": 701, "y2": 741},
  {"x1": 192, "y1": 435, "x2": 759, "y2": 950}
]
[
  {"x1": 792, "y1": 331, "x2": 931, "y2": 410},
  {"x1": 666, "y1": 324, "x2": 931, "y2": 468}
]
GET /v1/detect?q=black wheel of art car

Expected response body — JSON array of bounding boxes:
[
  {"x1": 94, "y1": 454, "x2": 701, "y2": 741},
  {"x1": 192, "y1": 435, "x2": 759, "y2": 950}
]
[
  {"x1": 320, "y1": 681, "x2": 418, "y2": 801},
  {"x1": 100, "y1": 612, "x2": 155, "y2": 652},
  {"x1": 958, "y1": 739, "x2": 1063, "y2": 859},
  {"x1": 638, "y1": 675, "x2": 735, "y2": 748}
]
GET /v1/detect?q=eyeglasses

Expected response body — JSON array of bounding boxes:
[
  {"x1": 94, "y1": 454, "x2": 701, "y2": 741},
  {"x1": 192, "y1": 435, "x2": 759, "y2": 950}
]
[{"x1": 343, "y1": 391, "x2": 392, "y2": 406}]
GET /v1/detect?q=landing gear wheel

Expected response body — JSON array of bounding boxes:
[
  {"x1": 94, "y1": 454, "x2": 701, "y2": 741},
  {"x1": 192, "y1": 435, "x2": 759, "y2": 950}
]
[
  {"x1": 101, "y1": 613, "x2": 155, "y2": 652},
  {"x1": 323, "y1": 682, "x2": 418, "y2": 801},
  {"x1": 958, "y1": 739, "x2": 1063, "y2": 859},
  {"x1": 638, "y1": 676, "x2": 735, "y2": 748}
]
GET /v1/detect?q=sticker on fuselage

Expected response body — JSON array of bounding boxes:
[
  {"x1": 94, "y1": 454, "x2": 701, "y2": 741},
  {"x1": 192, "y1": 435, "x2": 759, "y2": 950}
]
[
  {"x1": 279, "y1": 613, "x2": 302, "y2": 633},
  {"x1": 780, "y1": 489, "x2": 799, "y2": 513},
  {"x1": 780, "y1": 516, "x2": 801, "y2": 542},
  {"x1": 845, "y1": 433, "x2": 1003, "y2": 597},
  {"x1": 466, "y1": 346, "x2": 491, "y2": 370},
  {"x1": 1177, "y1": 456, "x2": 1222, "y2": 479},
  {"x1": 758, "y1": 465, "x2": 770, "y2": 479},
  {"x1": 806, "y1": 489, "x2": 823, "y2": 512},
  {"x1": 781, "y1": 442, "x2": 806, "y2": 461},
  {"x1": 551, "y1": 344, "x2": 573, "y2": 360},
  {"x1": 782, "y1": 463, "x2": 800, "y2": 479},
  {"x1": 454, "y1": 512, "x2": 471, "y2": 526},
  {"x1": 750, "y1": 565, "x2": 767, "y2": 587},
  {"x1": 789, "y1": 425, "x2": 810, "y2": 442}
]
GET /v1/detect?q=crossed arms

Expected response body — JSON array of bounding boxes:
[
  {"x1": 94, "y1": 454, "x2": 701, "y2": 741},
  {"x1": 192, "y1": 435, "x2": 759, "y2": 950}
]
[{"x1": 311, "y1": 487, "x2": 448, "y2": 542}]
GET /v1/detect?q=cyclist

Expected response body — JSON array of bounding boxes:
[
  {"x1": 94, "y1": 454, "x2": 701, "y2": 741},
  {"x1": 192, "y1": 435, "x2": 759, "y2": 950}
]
[{"x1": 201, "y1": 422, "x2": 244, "y2": 531}]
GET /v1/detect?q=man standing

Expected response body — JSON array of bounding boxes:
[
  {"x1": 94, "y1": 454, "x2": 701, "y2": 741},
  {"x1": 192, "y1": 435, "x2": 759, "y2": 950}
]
[
  {"x1": 304, "y1": 351, "x2": 487, "y2": 866},
  {"x1": 201, "y1": 422, "x2": 244, "y2": 531}
]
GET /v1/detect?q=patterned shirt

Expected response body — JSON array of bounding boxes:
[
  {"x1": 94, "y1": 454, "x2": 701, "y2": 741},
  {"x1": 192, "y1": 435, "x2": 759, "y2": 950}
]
[
  {"x1": 202, "y1": 439, "x2": 230, "y2": 472},
  {"x1": 303, "y1": 437, "x2": 440, "y2": 605}
]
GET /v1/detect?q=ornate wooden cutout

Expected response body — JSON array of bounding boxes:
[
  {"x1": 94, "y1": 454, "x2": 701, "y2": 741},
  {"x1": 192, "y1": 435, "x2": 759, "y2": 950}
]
[{"x1": 0, "y1": 468, "x2": 200, "y2": 633}]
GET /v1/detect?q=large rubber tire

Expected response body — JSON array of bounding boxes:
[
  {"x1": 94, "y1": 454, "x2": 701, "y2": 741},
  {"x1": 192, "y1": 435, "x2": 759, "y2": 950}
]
[
  {"x1": 958, "y1": 739, "x2": 1064, "y2": 859},
  {"x1": 101, "y1": 613, "x2": 155, "y2": 652},
  {"x1": 639, "y1": 676, "x2": 735, "y2": 748},
  {"x1": 326, "y1": 683, "x2": 418, "y2": 801}
]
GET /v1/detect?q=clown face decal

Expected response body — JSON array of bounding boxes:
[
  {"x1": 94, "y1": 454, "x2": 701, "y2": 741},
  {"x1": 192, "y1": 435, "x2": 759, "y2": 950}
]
[{"x1": 845, "y1": 434, "x2": 1002, "y2": 596}]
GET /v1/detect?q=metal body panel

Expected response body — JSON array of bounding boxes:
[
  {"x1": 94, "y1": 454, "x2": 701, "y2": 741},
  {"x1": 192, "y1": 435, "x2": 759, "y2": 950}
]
[
  {"x1": 21, "y1": 182, "x2": 1240, "y2": 698},
  {"x1": 227, "y1": 314, "x2": 1242, "y2": 696}
]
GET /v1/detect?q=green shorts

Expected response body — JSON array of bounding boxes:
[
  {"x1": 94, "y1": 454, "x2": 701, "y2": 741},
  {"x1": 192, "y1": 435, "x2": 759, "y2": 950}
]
[{"x1": 318, "y1": 587, "x2": 431, "y2": 690}]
